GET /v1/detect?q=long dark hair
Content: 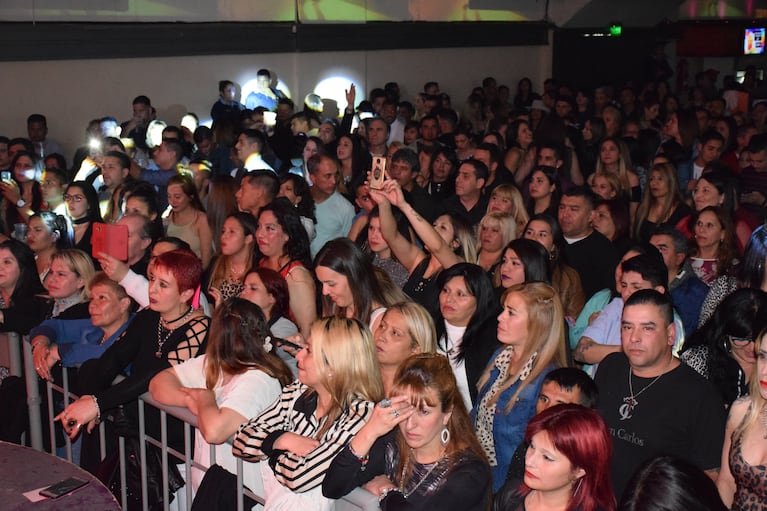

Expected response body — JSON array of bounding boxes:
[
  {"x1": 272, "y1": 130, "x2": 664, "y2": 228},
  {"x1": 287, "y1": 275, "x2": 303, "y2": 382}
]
[
  {"x1": 314, "y1": 237, "x2": 385, "y2": 324},
  {"x1": 681, "y1": 288, "x2": 767, "y2": 405},
  {"x1": 278, "y1": 174, "x2": 316, "y2": 222},
  {"x1": 434, "y1": 262, "x2": 498, "y2": 361},
  {"x1": 204, "y1": 297, "x2": 292, "y2": 389},
  {"x1": 65, "y1": 181, "x2": 102, "y2": 223},
  {"x1": 502, "y1": 238, "x2": 551, "y2": 286},
  {"x1": 0, "y1": 239, "x2": 45, "y2": 302},
  {"x1": 619, "y1": 456, "x2": 726, "y2": 511},
  {"x1": 256, "y1": 198, "x2": 312, "y2": 267}
]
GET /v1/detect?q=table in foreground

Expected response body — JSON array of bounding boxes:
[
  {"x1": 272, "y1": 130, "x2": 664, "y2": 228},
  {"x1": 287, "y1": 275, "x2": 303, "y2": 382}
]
[{"x1": 0, "y1": 440, "x2": 121, "y2": 510}]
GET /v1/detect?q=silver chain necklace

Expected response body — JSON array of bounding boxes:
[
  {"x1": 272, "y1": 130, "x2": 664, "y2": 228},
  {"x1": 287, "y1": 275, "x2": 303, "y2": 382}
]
[
  {"x1": 155, "y1": 307, "x2": 193, "y2": 358},
  {"x1": 619, "y1": 369, "x2": 663, "y2": 421}
]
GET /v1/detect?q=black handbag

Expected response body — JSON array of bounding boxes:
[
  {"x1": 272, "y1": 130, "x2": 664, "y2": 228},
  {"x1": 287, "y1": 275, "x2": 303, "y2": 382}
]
[{"x1": 99, "y1": 434, "x2": 185, "y2": 511}]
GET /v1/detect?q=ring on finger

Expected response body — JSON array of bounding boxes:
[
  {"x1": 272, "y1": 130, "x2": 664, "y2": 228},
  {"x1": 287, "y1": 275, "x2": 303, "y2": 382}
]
[
  {"x1": 378, "y1": 398, "x2": 392, "y2": 409},
  {"x1": 391, "y1": 408, "x2": 400, "y2": 418}
]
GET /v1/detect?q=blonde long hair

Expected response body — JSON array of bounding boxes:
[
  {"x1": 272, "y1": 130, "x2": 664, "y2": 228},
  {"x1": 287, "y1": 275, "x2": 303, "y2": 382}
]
[
  {"x1": 632, "y1": 162, "x2": 684, "y2": 239},
  {"x1": 478, "y1": 282, "x2": 567, "y2": 413},
  {"x1": 309, "y1": 317, "x2": 384, "y2": 438},
  {"x1": 736, "y1": 327, "x2": 767, "y2": 438}
]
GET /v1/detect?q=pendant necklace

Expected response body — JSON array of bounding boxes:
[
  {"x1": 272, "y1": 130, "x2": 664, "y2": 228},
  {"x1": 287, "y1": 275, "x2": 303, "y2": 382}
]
[
  {"x1": 619, "y1": 369, "x2": 663, "y2": 421},
  {"x1": 156, "y1": 306, "x2": 193, "y2": 358}
]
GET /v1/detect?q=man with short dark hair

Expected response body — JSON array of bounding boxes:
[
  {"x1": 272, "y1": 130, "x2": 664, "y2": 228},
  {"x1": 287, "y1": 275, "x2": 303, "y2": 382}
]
[
  {"x1": 309, "y1": 154, "x2": 354, "y2": 256},
  {"x1": 121, "y1": 95, "x2": 153, "y2": 152},
  {"x1": 650, "y1": 225, "x2": 708, "y2": 336},
  {"x1": 575, "y1": 253, "x2": 683, "y2": 375},
  {"x1": 474, "y1": 142, "x2": 513, "y2": 195},
  {"x1": 366, "y1": 117, "x2": 389, "y2": 157},
  {"x1": 439, "y1": 158, "x2": 488, "y2": 228},
  {"x1": 558, "y1": 186, "x2": 618, "y2": 298},
  {"x1": 210, "y1": 80, "x2": 244, "y2": 127},
  {"x1": 688, "y1": 129, "x2": 725, "y2": 192},
  {"x1": 136, "y1": 139, "x2": 182, "y2": 211},
  {"x1": 389, "y1": 148, "x2": 435, "y2": 222},
  {"x1": 596, "y1": 289, "x2": 725, "y2": 497},
  {"x1": 415, "y1": 115, "x2": 440, "y2": 153},
  {"x1": 235, "y1": 170, "x2": 279, "y2": 219},
  {"x1": 741, "y1": 133, "x2": 767, "y2": 219},
  {"x1": 232, "y1": 129, "x2": 274, "y2": 181},
  {"x1": 27, "y1": 114, "x2": 64, "y2": 157}
]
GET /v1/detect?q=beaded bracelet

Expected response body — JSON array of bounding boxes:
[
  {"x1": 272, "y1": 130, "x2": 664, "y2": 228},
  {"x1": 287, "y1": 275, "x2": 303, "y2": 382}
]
[
  {"x1": 91, "y1": 395, "x2": 101, "y2": 424},
  {"x1": 348, "y1": 443, "x2": 369, "y2": 471}
]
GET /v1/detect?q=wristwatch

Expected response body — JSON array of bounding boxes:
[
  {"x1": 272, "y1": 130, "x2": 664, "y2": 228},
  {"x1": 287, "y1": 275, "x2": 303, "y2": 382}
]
[{"x1": 16, "y1": 198, "x2": 26, "y2": 208}]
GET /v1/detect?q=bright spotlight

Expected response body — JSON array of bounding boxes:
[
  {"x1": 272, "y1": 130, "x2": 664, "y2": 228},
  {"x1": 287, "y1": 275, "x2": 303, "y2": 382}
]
[{"x1": 314, "y1": 76, "x2": 364, "y2": 119}]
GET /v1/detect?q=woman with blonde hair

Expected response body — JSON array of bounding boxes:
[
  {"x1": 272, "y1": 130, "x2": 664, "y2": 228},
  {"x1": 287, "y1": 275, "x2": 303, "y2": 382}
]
[
  {"x1": 233, "y1": 317, "x2": 383, "y2": 510},
  {"x1": 475, "y1": 281, "x2": 567, "y2": 491},
  {"x1": 323, "y1": 354, "x2": 492, "y2": 510},
  {"x1": 487, "y1": 184, "x2": 529, "y2": 237},
  {"x1": 716, "y1": 328, "x2": 767, "y2": 509},
  {"x1": 633, "y1": 162, "x2": 691, "y2": 242},
  {"x1": 373, "y1": 301, "x2": 437, "y2": 395},
  {"x1": 590, "y1": 136, "x2": 640, "y2": 218},
  {"x1": 590, "y1": 171, "x2": 624, "y2": 201},
  {"x1": 476, "y1": 212, "x2": 517, "y2": 276}
]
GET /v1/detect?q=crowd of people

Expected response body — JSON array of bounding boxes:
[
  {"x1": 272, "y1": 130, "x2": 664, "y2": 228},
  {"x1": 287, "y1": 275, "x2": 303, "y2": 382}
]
[{"x1": 0, "y1": 63, "x2": 766, "y2": 510}]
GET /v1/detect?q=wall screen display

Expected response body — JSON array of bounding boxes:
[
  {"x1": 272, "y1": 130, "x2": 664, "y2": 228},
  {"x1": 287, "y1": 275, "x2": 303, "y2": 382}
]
[{"x1": 744, "y1": 28, "x2": 765, "y2": 55}]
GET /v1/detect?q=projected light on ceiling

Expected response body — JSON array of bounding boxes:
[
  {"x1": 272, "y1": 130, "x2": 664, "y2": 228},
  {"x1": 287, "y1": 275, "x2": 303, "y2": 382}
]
[{"x1": 314, "y1": 76, "x2": 364, "y2": 119}]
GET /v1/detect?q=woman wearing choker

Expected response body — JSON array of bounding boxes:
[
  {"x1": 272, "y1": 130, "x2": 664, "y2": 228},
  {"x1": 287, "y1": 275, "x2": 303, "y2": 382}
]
[
  {"x1": 323, "y1": 353, "x2": 491, "y2": 510},
  {"x1": 44, "y1": 249, "x2": 95, "y2": 319},
  {"x1": 716, "y1": 328, "x2": 767, "y2": 509},
  {"x1": 64, "y1": 181, "x2": 102, "y2": 268},
  {"x1": 26, "y1": 211, "x2": 73, "y2": 282},
  {"x1": 57, "y1": 250, "x2": 209, "y2": 479},
  {"x1": 205, "y1": 212, "x2": 256, "y2": 307}
]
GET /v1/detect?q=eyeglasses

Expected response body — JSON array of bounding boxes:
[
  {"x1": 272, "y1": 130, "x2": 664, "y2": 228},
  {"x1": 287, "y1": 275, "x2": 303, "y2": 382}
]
[
  {"x1": 63, "y1": 194, "x2": 85, "y2": 203},
  {"x1": 729, "y1": 335, "x2": 753, "y2": 347}
]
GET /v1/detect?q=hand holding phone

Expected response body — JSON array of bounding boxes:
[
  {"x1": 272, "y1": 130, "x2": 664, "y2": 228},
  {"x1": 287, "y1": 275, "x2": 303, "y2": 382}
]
[{"x1": 369, "y1": 156, "x2": 387, "y2": 190}]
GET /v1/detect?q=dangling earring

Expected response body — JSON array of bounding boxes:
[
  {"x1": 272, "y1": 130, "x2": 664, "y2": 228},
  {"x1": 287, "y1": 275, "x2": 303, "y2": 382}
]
[
  {"x1": 572, "y1": 477, "x2": 583, "y2": 497},
  {"x1": 440, "y1": 427, "x2": 450, "y2": 446}
]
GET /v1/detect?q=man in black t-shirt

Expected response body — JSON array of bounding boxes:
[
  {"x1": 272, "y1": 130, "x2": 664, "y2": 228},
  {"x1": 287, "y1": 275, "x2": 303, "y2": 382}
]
[{"x1": 595, "y1": 290, "x2": 725, "y2": 499}]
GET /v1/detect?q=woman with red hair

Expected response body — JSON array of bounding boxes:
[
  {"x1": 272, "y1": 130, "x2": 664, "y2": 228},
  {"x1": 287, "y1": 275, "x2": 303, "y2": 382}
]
[{"x1": 495, "y1": 404, "x2": 616, "y2": 511}]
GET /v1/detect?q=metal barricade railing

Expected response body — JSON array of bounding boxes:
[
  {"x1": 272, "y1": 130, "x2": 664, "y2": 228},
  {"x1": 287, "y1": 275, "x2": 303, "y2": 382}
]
[{"x1": 18, "y1": 336, "x2": 379, "y2": 511}]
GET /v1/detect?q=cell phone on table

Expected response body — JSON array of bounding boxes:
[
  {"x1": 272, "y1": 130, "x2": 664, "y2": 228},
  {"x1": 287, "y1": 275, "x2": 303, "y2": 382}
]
[
  {"x1": 369, "y1": 156, "x2": 387, "y2": 190},
  {"x1": 92, "y1": 222, "x2": 129, "y2": 261},
  {"x1": 39, "y1": 477, "x2": 89, "y2": 499},
  {"x1": 1, "y1": 171, "x2": 11, "y2": 182}
]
